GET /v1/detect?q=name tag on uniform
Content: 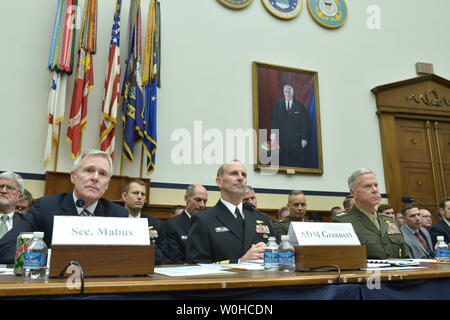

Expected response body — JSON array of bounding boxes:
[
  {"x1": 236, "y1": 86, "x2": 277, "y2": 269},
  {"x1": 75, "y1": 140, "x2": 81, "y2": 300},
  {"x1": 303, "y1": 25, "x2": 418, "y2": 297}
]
[
  {"x1": 387, "y1": 222, "x2": 401, "y2": 234},
  {"x1": 181, "y1": 235, "x2": 188, "y2": 240},
  {"x1": 215, "y1": 227, "x2": 229, "y2": 233}
]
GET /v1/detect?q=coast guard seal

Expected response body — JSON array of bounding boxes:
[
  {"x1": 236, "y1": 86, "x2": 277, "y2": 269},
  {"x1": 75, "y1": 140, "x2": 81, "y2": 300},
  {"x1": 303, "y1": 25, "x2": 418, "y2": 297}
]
[
  {"x1": 307, "y1": 0, "x2": 347, "y2": 28},
  {"x1": 262, "y1": 0, "x2": 304, "y2": 20}
]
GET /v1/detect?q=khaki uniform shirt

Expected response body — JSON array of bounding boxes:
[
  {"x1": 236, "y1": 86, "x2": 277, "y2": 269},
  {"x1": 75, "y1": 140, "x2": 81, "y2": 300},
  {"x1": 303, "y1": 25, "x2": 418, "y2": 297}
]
[{"x1": 333, "y1": 205, "x2": 408, "y2": 259}]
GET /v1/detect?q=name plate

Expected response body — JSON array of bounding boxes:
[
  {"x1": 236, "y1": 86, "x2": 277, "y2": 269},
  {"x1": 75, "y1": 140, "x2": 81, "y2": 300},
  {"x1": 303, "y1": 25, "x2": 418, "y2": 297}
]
[
  {"x1": 52, "y1": 216, "x2": 150, "y2": 246},
  {"x1": 288, "y1": 222, "x2": 360, "y2": 246}
]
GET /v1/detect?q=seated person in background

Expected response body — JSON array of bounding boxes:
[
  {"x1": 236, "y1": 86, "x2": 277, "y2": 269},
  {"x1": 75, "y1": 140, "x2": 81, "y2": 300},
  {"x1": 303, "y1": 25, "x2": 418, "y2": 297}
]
[
  {"x1": 15, "y1": 189, "x2": 33, "y2": 215},
  {"x1": 395, "y1": 212, "x2": 405, "y2": 226},
  {"x1": 377, "y1": 203, "x2": 395, "y2": 219},
  {"x1": 0, "y1": 150, "x2": 128, "y2": 264},
  {"x1": 0, "y1": 171, "x2": 25, "y2": 240},
  {"x1": 330, "y1": 206, "x2": 343, "y2": 220},
  {"x1": 186, "y1": 160, "x2": 274, "y2": 264},
  {"x1": 430, "y1": 197, "x2": 450, "y2": 247},
  {"x1": 273, "y1": 190, "x2": 308, "y2": 243},
  {"x1": 277, "y1": 206, "x2": 289, "y2": 222},
  {"x1": 121, "y1": 179, "x2": 167, "y2": 265},
  {"x1": 333, "y1": 168, "x2": 408, "y2": 259},
  {"x1": 171, "y1": 205, "x2": 184, "y2": 218},
  {"x1": 309, "y1": 212, "x2": 323, "y2": 222},
  {"x1": 419, "y1": 208, "x2": 433, "y2": 230},
  {"x1": 400, "y1": 204, "x2": 434, "y2": 259},
  {"x1": 343, "y1": 195, "x2": 355, "y2": 212},
  {"x1": 161, "y1": 184, "x2": 208, "y2": 264},
  {"x1": 242, "y1": 185, "x2": 258, "y2": 209}
]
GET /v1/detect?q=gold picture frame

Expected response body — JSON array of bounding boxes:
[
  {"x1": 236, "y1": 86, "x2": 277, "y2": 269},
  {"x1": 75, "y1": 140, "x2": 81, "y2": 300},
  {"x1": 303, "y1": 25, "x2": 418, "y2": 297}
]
[{"x1": 252, "y1": 61, "x2": 323, "y2": 175}]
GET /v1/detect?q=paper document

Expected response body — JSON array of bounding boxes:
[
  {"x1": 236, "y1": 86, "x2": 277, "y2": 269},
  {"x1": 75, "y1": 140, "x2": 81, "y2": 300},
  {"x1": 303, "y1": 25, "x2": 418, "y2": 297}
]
[
  {"x1": 154, "y1": 266, "x2": 233, "y2": 277},
  {"x1": 199, "y1": 263, "x2": 264, "y2": 271}
]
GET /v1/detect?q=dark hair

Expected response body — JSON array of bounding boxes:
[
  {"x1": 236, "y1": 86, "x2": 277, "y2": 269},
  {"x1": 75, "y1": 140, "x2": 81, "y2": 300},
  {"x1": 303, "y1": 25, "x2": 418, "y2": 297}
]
[
  {"x1": 400, "y1": 203, "x2": 417, "y2": 215},
  {"x1": 377, "y1": 204, "x2": 393, "y2": 213}
]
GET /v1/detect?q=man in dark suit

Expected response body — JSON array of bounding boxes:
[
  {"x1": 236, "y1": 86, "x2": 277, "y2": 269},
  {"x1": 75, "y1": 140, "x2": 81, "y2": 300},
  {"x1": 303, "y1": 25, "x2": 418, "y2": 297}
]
[
  {"x1": 0, "y1": 171, "x2": 25, "y2": 240},
  {"x1": 186, "y1": 160, "x2": 274, "y2": 264},
  {"x1": 430, "y1": 197, "x2": 450, "y2": 247},
  {"x1": 270, "y1": 84, "x2": 309, "y2": 167},
  {"x1": 400, "y1": 204, "x2": 434, "y2": 259},
  {"x1": 333, "y1": 168, "x2": 408, "y2": 259},
  {"x1": 161, "y1": 184, "x2": 208, "y2": 264},
  {"x1": 0, "y1": 150, "x2": 128, "y2": 264},
  {"x1": 121, "y1": 179, "x2": 167, "y2": 265}
]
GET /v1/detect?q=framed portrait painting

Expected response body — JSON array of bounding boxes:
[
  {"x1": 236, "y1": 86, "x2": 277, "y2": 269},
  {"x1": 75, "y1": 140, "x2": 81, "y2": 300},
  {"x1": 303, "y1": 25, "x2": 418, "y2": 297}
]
[{"x1": 252, "y1": 61, "x2": 323, "y2": 174}]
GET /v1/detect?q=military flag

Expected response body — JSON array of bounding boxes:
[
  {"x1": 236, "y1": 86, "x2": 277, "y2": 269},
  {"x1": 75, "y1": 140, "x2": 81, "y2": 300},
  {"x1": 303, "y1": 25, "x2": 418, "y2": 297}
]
[
  {"x1": 66, "y1": 0, "x2": 97, "y2": 159},
  {"x1": 99, "y1": 0, "x2": 122, "y2": 161},
  {"x1": 44, "y1": 0, "x2": 77, "y2": 168},
  {"x1": 121, "y1": 0, "x2": 144, "y2": 163},
  {"x1": 141, "y1": 0, "x2": 159, "y2": 174}
]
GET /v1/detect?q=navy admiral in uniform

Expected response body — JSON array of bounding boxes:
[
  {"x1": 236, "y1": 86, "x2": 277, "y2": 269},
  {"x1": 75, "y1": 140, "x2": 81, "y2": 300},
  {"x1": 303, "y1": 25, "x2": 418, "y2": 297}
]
[
  {"x1": 333, "y1": 168, "x2": 408, "y2": 259},
  {"x1": 161, "y1": 184, "x2": 208, "y2": 264},
  {"x1": 186, "y1": 160, "x2": 274, "y2": 264}
]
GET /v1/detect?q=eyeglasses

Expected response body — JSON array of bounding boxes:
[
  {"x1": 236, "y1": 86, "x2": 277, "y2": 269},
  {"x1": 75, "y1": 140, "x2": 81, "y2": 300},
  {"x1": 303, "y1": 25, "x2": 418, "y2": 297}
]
[{"x1": 0, "y1": 184, "x2": 18, "y2": 193}]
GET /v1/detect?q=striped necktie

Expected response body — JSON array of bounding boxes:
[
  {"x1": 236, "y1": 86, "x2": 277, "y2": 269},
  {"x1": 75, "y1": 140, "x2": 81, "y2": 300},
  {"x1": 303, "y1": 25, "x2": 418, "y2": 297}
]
[{"x1": 0, "y1": 215, "x2": 9, "y2": 238}]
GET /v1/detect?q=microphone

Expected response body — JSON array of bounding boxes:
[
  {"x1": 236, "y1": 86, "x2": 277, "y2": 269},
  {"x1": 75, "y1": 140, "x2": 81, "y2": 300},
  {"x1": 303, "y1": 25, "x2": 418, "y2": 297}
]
[
  {"x1": 75, "y1": 199, "x2": 94, "y2": 217},
  {"x1": 401, "y1": 196, "x2": 433, "y2": 214},
  {"x1": 243, "y1": 201, "x2": 289, "y2": 232}
]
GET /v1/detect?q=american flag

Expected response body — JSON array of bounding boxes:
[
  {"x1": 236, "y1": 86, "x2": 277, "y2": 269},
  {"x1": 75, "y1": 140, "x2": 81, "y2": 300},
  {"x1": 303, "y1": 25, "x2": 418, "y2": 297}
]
[{"x1": 99, "y1": 0, "x2": 121, "y2": 160}]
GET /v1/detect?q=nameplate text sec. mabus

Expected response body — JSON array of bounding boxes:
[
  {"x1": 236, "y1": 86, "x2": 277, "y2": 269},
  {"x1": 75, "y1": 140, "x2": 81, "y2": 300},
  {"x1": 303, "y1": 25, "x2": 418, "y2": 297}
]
[
  {"x1": 51, "y1": 216, "x2": 151, "y2": 246},
  {"x1": 288, "y1": 222, "x2": 360, "y2": 246}
]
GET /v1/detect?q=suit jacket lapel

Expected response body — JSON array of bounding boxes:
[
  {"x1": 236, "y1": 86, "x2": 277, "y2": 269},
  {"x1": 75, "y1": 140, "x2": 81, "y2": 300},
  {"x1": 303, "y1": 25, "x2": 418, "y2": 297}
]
[
  {"x1": 60, "y1": 193, "x2": 78, "y2": 216},
  {"x1": 214, "y1": 201, "x2": 244, "y2": 241},
  {"x1": 243, "y1": 210, "x2": 255, "y2": 250},
  {"x1": 180, "y1": 211, "x2": 191, "y2": 235}
]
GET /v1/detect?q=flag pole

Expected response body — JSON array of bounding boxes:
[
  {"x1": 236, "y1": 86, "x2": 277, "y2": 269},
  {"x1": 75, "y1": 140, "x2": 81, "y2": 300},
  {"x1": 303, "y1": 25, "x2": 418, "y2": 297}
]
[
  {"x1": 139, "y1": 143, "x2": 144, "y2": 178},
  {"x1": 120, "y1": 151, "x2": 124, "y2": 176},
  {"x1": 53, "y1": 124, "x2": 61, "y2": 172}
]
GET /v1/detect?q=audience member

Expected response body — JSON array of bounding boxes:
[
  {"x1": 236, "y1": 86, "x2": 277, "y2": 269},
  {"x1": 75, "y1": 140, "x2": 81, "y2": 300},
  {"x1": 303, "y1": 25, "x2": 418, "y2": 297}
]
[
  {"x1": 0, "y1": 172, "x2": 25, "y2": 240},
  {"x1": 121, "y1": 179, "x2": 167, "y2": 265},
  {"x1": 242, "y1": 185, "x2": 258, "y2": 208},
  {"x1": 343, "y1": 195, "x2": 355, "y2": 212},
  {"x1": 419, "y1": 208, "x2": 433, "y2": 230},
  {"x1": 330, "y1": 206, "x2": 343, "y2": 220},
  {"x1": 395, "y1": 212, "x2": 405, "y2": 226},
  {"x1": 15, "y1": 189, "x2": 33, "y2": 215},
  {"x1": 186, "y1": 160, "x2": 274, "y2": 263},
  {"x1": 0, "y1": 150, "x2": 128, "y2": 264},
  {"x1": 430, "y1": 197, "x2": 450, "y2": 247},
  {"x1": 400, "y1": 204, "x2": 434, "y2": 259},
  {"x1": 333, "y1": 168, "x2": 408, "y2": 259},
  {"x1": 171, "y1": 205, "x2": 184, "y2": 218},
  {"x1": 162, "y1": 184, "x2": 208, "y2": 264},
  {"x1": 273, "y1": 190, "x2": 307, "y2": 243},
  {"x1": 277, "y1": 206, "x2": 289, "y2": 221},
  {"x1": 377, "y1": 203, "x2": 395, "y2": 219}
]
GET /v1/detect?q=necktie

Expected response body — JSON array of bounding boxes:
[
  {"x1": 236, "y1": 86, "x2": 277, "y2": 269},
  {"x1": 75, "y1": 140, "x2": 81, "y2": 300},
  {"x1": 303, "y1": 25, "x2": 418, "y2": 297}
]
[
  {"x1": 235, "y1": 207, "x2": 244, "y2": 230},
  {"x1": 415, "y1": 231, "x2": 428, "y2": 252},
  {"x1": 287, "y1": 101, "x2": 291, "y2": 112},
  {"x1": 0, "y1": 215, "x2": 9, "y2": 239}
]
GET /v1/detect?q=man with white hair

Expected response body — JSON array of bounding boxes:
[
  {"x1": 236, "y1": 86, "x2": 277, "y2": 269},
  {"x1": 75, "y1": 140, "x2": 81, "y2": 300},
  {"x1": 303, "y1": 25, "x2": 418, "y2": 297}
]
[
  {"x1": 333, "y1": 168, "x2": 408, "y2": 259},
  {"x1": 0, "y1": 150, "x2": 128, "y2": 264},
  {"x1": 0, "y1": 171, "x2": 25, "y2": 239}
]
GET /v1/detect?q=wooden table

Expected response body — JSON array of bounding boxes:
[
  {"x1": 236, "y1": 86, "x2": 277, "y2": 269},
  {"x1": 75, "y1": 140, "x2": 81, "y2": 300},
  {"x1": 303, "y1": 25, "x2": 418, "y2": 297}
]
[{"x1": 1, "y1": 262, "x2": 449, "y2": 298}]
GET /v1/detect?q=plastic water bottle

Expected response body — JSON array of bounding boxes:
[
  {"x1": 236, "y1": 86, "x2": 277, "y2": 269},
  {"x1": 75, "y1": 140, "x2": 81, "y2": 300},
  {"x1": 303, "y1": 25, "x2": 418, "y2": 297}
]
[
  {"x1": 434, "y1": 236, "x2": 449, "y2": 262},
  {"x1": 264, "y1": 237, "x2": 279, "y2": 271},
  {"x1": 23, "y1": 232, "x2": 48, "y2": 281},
  {"x1": 278, "y1": 235, "x2": 295, "y2": 273}
]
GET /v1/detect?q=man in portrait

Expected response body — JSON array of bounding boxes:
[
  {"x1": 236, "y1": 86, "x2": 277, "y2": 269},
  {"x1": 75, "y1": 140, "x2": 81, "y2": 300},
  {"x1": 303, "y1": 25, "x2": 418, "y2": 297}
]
[{"x1": 270, "y1": 84, "x2": 309, "y2": 167}]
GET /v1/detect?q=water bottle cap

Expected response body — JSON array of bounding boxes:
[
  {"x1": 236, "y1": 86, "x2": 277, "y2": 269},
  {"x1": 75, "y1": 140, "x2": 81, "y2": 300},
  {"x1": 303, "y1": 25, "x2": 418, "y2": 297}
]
[
  {"x1": 281, "y1": 235, "x2": 289, "y2": 241},
  {"x1": 268, "y1": 237, "x2": 276, "y2": 241},
  {"x1": 33, "y1": 231, "x2": 44, "y2": 238},
  {"x1": 437, "y1": 236, "x2": 444, "y2": 241}
]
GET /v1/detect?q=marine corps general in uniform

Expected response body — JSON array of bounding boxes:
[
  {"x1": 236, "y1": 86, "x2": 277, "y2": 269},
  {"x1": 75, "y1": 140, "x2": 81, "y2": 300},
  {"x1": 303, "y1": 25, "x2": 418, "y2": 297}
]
[{"x1": 333, "y1": 168, "x2": 408, "y2": 259}]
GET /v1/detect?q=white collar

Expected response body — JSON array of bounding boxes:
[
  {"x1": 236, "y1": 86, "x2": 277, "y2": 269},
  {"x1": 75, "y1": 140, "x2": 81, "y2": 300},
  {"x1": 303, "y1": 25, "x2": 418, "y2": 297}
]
[
  {"x1": 128, "y1": 212, "x2": 141, "y2": 218},
  {"x1": 220, "y1": 198, "x2": 244, "y2": 220}
]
